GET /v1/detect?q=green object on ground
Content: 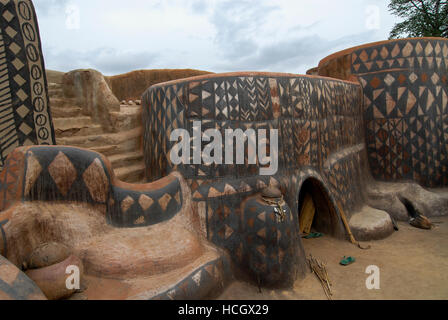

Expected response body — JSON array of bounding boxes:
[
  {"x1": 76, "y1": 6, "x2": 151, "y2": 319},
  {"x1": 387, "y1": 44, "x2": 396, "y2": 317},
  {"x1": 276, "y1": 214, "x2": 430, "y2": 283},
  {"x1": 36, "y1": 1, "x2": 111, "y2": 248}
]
[
  {"x1": 304, "y1": 232, "x2": 324, "y2": 239},
  {"x1": 340, "y1": 256, "x2": 356, "y2": 266}
]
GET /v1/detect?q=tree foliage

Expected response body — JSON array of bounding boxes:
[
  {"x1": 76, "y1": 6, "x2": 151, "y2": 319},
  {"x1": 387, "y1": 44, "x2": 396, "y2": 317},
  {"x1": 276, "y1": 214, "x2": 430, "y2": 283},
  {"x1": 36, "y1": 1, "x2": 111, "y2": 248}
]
[{"x1": 388, "y1": 0, "x2": 448, "y2": 39}]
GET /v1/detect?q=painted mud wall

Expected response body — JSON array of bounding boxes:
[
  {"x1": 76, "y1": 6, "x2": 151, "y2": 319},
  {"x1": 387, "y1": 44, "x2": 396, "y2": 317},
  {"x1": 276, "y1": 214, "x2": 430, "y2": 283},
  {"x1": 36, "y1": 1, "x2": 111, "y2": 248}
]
[
  {"x1": 142, "y1": 72, "x2": 370, "y2": 283},
  {"x1": 318, "y1": 38, "x2": 448, "y2": 187},
  {"x1": 0, "y1": 0, "x2": 444, "y2": 299},
  {"x1": 0, "y1": 145, "x2": 230, "y2": 299},
  {"x1": 107, "y1": 69, "x2": 213, "y2": 101},
  {"x1": 0, "y1": 146, "x2": 183, "y2": 228},
  {"x1": 0, "y1": 0, "x2": 55, "y2": 170}
]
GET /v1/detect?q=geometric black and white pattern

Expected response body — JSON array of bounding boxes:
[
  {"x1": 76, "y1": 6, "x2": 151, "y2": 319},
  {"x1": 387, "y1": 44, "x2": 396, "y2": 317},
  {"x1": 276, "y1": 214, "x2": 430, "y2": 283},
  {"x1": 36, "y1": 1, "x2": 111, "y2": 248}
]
[
  {"x1": 352, "y1": 39, "x2": 448, "y2": 187},
  {"x1": 142, "y1": 73, "x2": 367, "y2": 271},
  {"x1": 0, "y1": 0, "x2": 55, "y2": 170},
  {"x1": 143, "y1": 75, "x2": 364, "y2": 186},
  {"x1": 0, "y1": 145, "x2": 183, "y2": 228}
]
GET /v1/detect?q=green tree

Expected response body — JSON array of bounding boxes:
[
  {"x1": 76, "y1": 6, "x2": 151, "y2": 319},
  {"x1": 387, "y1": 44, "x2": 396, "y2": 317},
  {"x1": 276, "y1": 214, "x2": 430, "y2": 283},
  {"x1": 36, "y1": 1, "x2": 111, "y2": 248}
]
[{"x1": 388, "y1": 0, "x2": 448, "y2": 39}]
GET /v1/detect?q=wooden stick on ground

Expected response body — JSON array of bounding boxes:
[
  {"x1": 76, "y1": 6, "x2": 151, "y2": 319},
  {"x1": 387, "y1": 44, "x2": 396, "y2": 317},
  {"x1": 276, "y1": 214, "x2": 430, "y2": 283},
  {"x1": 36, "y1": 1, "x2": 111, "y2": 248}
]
[
  {"x1": 308, "y1": 255, "x2": 332, "y2": 300},
  {"x1": 337, "y1": 201, "x2": 371, "y2": 250}
]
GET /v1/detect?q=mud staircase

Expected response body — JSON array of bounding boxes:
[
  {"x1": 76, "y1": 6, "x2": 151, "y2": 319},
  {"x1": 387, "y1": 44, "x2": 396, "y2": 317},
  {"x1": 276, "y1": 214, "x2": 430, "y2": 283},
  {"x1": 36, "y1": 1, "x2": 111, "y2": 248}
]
[{"x1": 48, "y1": 83, "x2": 146, "y2": 183}]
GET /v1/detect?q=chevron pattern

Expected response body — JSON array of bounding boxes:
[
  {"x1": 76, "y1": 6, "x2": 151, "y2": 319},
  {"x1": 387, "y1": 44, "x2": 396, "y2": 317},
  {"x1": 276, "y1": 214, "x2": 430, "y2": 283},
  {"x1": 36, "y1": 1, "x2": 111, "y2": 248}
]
[
  {"x1": 144, "y1": 75, "x2": 364, "y2": 179},
  {"x1": 351, "y1": 39, "x2": 448, "y2": 74},
  {"x1": 238, "y1": 77, "x2": 258, "y2": 121},
  {"x1": 142, "y1": 74, "x2": 368, "y2": 268}
]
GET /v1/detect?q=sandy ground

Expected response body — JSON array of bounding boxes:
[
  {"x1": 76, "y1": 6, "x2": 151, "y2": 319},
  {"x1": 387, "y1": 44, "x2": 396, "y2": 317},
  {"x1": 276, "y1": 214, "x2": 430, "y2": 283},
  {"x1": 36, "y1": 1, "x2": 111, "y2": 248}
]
[{"x1": 218, "y1": 216, "x2": 448, "y2": 300}]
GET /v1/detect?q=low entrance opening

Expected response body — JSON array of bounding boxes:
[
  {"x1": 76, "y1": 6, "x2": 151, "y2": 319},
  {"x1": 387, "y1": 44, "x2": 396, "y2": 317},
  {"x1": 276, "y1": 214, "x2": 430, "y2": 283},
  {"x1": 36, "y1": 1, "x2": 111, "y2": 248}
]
[{"x1": 298, "y1": 178, "x2": 341, "y2": 238}]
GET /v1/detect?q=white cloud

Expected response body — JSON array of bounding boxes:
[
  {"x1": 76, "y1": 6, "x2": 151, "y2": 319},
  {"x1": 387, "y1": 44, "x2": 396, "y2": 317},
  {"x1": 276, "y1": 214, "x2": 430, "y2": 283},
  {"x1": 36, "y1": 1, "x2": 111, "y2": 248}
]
[
  {"x1": 34, "y1": 0, "x2": 399, "y2": 75},
  {"x1": 43, "y1": 47, "x2": 158, "y2": 74}
]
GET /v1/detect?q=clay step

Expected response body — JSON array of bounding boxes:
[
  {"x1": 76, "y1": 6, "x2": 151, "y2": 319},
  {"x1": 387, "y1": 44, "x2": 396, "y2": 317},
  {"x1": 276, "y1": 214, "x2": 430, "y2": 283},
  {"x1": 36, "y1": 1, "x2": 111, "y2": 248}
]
[
  {"x1": 50, "y1": 97, "x2": 78, "y2": 108},
  {"x1": 55, "y1": 124, "x2": 104, "y2": 139},
  {"x1": 110, "y1": 107, "x2": 142, "y2": 131},
  {"x1": 50, "y1": 106, "x2": 83, "y2": 118},
  {"x1": 114, "y1": 162, "x2": 145, "y2": 183},
  {"x1": 48, "y1": 82, "x2": 62, "y2": 90},
  {"x1": 108, "y1": 151, "x2": 143, "y2": 168},
  {"x1": 57, "y1": 128, "x2": 142, "y2": 149},
  {"x1": 60, "y1": 137, "x2": 141, "y2": 158},
  {"x1": 119, "y1": 105, "x2": 141, "y2": 113},
  {"x1": 48, "y1": 88, "x2": 64, "y2": 97},
  {"x1": 70, "y1": 238, "x2": 225, "y2": 300},
  {"x1": 89, "y1": 139, "x2": 140, "y2": 155},
  {"x1": 88, "y1": 145, "x2": 120, "y2": 156},
  {"x1": 53, "y1": 116, "x2": 93, "y2": 130},
  {"x1": 48, "y1": 83, "x2": 62, "y2": 90}
]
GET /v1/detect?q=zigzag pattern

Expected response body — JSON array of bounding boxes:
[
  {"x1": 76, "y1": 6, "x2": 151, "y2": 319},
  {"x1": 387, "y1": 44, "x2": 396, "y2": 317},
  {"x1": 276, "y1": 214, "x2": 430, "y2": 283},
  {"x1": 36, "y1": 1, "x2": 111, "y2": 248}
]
[
  {"x1": 143, "y1": 75, "x2": 363, "y2": 181},
  {"x1": 258, "y1": 78, "x2": 273, "y2": 119},
  {"x1": 352, "y1": 39, "x2": 448, "y2": 74},
  {"x1": 143, "y1": 74, "x2": 368, "y2": 269},
  {"x1": 238, "y1": 77, "x2": 258, "y2": 121}
]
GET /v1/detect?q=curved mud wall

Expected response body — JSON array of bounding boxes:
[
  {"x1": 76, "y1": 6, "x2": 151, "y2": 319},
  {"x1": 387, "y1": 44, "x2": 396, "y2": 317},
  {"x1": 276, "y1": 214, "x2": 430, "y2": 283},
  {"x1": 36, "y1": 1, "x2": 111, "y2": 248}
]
[
  {"x1": 0, "y1": 0, "x2": 56, "y2": 170},
  {"x1": 142, "y1": 72, "x2": 369, "y2": 280},
  {"x1": 107, "y1": 69, "x2": 213, "y2": 101},
  {"x1": 0, "y1": 255, "x2": 46, "y2": 300},
  {"x1": 62, "y1": 69, "x2": 120, "y2": 132},
  {"x1": 318, "y1": 38, "x2": 448, "y2": 187},
  {"x1": 0, "y1": 146, "x2": 184, "y2": 228}
]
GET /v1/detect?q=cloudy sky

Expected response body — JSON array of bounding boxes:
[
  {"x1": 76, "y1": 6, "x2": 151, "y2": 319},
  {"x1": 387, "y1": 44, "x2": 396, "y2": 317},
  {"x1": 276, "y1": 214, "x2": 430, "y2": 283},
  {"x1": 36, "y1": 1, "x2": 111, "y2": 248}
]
[{"x1": 34, "y1": 0, "x2": 400, "y2": 76}]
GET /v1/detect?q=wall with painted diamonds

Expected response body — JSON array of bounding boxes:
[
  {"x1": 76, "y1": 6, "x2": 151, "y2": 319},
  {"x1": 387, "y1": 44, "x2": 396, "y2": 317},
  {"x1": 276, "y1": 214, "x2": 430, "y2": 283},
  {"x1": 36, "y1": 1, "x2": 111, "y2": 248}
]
[
  {"x1": 0, "y1": 0, "x2": 55, "y2": 170},
  {"x1": 142, "y1": 73, "x2": 368, "y2": 283},
  {"x1": 319, "y1": 38, "x2": 448, "y2": 187}
]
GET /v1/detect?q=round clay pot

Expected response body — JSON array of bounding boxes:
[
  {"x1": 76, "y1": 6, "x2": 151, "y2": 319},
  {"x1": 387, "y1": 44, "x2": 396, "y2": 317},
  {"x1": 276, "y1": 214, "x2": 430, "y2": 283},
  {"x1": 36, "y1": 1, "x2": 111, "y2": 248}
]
[
  {"x1": 25, "y1": 255, "x2": 84, "y2": 300},
  {"x1": 261, "y1": 186, "x2": 282, "y2": 199},
  {"x1": 28, "y1": 242, "x2": 71, "y2": 269},
  {"x1": 0, "y1": 255, "x2": 47, "y2": 300},
  {"x1": 241, "y1": 193, "x2": 298, "y2": 287}
]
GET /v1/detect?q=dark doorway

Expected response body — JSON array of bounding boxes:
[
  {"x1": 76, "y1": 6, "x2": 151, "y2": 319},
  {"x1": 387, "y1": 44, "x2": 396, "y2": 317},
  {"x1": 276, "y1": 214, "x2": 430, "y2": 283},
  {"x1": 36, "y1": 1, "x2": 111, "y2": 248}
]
[{"x1": 298, "y1": 178, "x2": 343, "y2": 238}]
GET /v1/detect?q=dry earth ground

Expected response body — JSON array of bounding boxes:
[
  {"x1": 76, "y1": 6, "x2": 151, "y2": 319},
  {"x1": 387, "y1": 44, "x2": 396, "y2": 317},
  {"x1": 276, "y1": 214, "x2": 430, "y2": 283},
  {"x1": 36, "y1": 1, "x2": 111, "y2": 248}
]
[{"x1": 218, "y1": 216, "x2": 448, "y2": 300}]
